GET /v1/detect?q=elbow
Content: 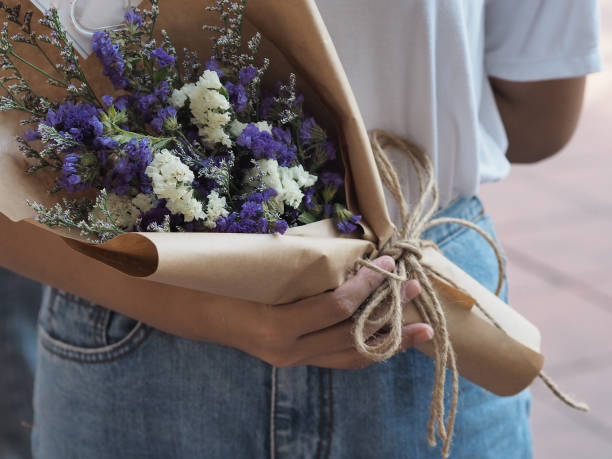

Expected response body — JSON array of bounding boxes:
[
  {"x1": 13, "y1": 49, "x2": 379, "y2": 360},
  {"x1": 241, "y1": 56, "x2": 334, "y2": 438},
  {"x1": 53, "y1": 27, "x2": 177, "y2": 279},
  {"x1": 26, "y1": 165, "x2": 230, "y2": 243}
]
[{"x1": 506, "y1": 126, "x2": 578, "y2": 164}]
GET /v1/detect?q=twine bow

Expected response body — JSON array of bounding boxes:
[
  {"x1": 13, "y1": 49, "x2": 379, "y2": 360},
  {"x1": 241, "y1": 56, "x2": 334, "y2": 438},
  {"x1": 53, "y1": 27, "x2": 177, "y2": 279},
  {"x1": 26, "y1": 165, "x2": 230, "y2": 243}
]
[{"x1": 354, "y1": 130, "x2": 588, "y2": 458}]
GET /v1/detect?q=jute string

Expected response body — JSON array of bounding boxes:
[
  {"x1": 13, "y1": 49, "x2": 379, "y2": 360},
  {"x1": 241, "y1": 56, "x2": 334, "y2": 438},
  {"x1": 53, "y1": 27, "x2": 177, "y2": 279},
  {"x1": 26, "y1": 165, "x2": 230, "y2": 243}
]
[{"x1": 354, "y1": 130, "x2": 588, "y2": 458}]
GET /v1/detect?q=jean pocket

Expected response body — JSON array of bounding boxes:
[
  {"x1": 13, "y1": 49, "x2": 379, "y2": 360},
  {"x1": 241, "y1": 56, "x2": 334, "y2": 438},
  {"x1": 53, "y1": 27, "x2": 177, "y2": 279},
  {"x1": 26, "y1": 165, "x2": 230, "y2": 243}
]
[
  {"x1": 434, "y1": 213, "x2": 509, "y2": 301},
  {"x1": 38, "y1": 287, "x2": 151, "y2": 363}
]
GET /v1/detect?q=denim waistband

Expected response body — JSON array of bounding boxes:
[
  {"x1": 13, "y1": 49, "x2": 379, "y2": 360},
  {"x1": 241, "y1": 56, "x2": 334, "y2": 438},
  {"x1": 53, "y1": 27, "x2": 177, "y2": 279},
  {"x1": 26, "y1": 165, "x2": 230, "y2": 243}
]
[{"x1": 420, "y1": 195, "x2": 486, "y2": 245}]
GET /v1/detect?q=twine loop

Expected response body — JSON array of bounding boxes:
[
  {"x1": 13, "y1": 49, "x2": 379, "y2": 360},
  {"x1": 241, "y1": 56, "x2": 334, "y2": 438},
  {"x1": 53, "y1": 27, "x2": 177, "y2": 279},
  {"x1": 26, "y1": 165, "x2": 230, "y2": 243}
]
[
  {"x1": 382, "y1": 239, "x2": 424, "y2": 260},
  {"x1": 353, "y1": 129, "x2": 588, "y2": 458}
]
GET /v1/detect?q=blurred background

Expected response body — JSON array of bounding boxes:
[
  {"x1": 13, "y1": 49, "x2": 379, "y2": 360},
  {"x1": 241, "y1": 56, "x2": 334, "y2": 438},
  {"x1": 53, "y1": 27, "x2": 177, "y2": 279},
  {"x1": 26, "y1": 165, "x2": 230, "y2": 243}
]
[
  {"x1": 0, "y1": 1, "x2": 610, "y2": 459},
  {"x1": 480, "y1": 1, "x2": 612, "y2": 457}
]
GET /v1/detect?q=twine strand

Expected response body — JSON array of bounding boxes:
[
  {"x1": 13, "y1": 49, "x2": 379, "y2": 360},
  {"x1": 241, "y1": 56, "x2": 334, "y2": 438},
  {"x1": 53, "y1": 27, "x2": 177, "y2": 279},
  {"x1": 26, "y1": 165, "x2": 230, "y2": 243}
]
[{"x1": 353, "y1": 129, "x2": 588, "y2": 457}]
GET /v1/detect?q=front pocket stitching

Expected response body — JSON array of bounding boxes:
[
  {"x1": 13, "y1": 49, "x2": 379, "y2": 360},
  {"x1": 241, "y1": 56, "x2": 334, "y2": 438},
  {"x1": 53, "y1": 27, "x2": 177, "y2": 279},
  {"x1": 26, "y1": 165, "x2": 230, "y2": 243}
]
[
  {"x1": 38, "y1": 322, "x2": 152, "y2": 364},
  {"x1": 432, "y1": 213, "x2": 487, "y2": 249}
]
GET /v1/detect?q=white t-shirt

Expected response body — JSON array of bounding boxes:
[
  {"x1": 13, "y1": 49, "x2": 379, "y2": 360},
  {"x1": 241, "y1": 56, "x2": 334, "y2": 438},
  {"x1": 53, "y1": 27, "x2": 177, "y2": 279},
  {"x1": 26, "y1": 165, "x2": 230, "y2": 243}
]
[{"x1": 316, "y1": 0, "x2": 601, "y2": 218}]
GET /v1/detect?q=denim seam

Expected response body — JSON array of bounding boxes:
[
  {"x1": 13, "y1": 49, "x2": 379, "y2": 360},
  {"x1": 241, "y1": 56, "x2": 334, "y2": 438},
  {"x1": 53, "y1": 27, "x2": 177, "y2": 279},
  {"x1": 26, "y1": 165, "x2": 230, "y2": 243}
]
[
  {"x1": 430, "y1": 213, "x2": 487, "y2": 250},
  {"x1": 325, "y1": 370, "x2": 333, "y2": 459},
  {"x1": 270, "y1": 366, "x2": 277, "y2": 459},
  {"x1": 314, "y1": 367, "x2": 325, "y2": 459},
  {"x1": 100, "y1": 309, "x2": 112, "y2": 347},
  {"x1": 38, "y1": 322, "x2": 151, "y2": 363},
  {"x1": 93, "y1": 306, "x2": 107, "y2": 347}
]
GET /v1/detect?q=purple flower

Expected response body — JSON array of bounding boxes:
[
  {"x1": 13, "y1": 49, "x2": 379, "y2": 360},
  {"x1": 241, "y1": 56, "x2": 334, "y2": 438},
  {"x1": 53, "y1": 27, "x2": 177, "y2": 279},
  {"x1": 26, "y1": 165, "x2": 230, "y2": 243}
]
[
  {"x1": 322, "y1": 141, "x2": 337, "y2": 161},
  {"x1": 45, "y1": 108, "x2": 62, "y2": 126},
  {"x1": 276, "y1": 144, "x2": 297, "y2": 167},
  {"x1": 137, "y1": 202, "x2": 171, "y2": 231},
  {"x1": 337, "y1": 214, "x2": 362, "y2": 234},
  {"x1": 24, "y1": 129, "x2": 41, "y2": 141},
  {"x1": 240, "y1": 200, "x2": 263, "y2": 220},
  {"x1": 94, "y1": 136, "x2": 119, "y2": 150},
  {"x1": 103, "y1": 138, "x2": 152, "y2": 195},
  {"x1": 272, "y1": 127, "x2": 291, "y2": 145},
  {"x1": 239, "y1": 66, "x2": 258, "y2": 85},
  {"x1": 273, "y1": 219, "x2": 289, "y2": 234},
  {"x1": 124, "y1": 9, "x2": 142, "y2": 27},
  {"x1": 114, "y1": 96, "x2": 130, "y2": 111},
  {"x1": 257, "y1": 217, "x2": 269, "y2": 233},
  {"x1": 102, "y1": 95, "x2": 114, "y2": 107},
  {"x1": 92, "y1": 31, "x2": 128, "y2": 89},
  {"x1": 154, "y1": 80, "x2": 170, "y2": 102},
  {"x1": 303, "y1": 186, "x2": 316, "y2": 210},
  {"x1": 215, "y1": 212, "x2": 239, "y2": 232},
  {"x1": 300, "y1": 117, "x2": 317, "y2": 143},
  {"x1": 236, "y1": 124, "x2": 296, "y2": 166},
  {"x1": 57, "y1": 153, "x2": 95, "y2": 193},
  {"x1": 263, "y1": 188, "x2": 278, "y2": 201},
  {"x1": 151, "y1": 47, "x2": 176, "y2": 69},
  {"x1": 151, "y1": 106, "x2": 177, "y2": 133},
  {"x1": 133, "y1": 92, "x2": 158, "y2": 121},
  {"x1": 89, "y1": 116, "x2": 104, "y2": 137},
  {"x1": 259, "y1": 95, "x2": 275, "y2": 118},
  {"x1": 44, "y1": 102, "x2": 102, "y2": 146},
  {"x1": 335, "y1": 205, "x2": 362, "y2": 234},
  {"x1": 247, "y1": 187, "x2": 277, "y2": 204},
  {"x1": 225, "y1": 81, "x2": 248, "y2": 112},
  {"x1": 205, "y1": 59, "x2": 224, "y2": 77},
  {"x1": 320, "y1": 171, "x2": 344, "y2": 188}
]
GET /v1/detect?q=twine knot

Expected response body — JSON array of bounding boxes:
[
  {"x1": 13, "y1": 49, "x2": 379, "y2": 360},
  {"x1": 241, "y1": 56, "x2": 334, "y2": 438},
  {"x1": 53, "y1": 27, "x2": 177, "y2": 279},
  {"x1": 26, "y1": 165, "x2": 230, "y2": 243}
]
[
  {"x1": 382, "y1": 239, "x2": 424, "y2": 261},
  {"x1": 354, "y1": 130, "x2": 588, "y2": 458}
]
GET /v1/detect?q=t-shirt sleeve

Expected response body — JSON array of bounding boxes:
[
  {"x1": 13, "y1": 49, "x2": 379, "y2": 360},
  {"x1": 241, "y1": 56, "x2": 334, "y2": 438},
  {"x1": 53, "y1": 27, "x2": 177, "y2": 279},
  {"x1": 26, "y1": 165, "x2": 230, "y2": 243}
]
[{"x1": 484, "y1": 0, "x2": 602, "y2": 81}]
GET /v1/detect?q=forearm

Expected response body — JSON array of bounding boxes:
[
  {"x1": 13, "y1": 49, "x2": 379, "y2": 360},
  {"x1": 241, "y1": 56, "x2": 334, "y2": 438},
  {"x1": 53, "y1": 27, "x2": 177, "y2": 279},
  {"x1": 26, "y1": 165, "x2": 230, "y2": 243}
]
[
  {"x1": 490, "y1": 76, "x2": 586, "y2": 163},
  {"x1": 0, "y1": 214, "x2": 263, "y2": 346}
]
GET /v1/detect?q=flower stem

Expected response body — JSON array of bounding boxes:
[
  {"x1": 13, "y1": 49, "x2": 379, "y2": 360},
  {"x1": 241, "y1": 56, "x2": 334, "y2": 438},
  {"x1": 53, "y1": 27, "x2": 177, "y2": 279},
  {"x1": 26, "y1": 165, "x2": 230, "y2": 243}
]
[{"x1": 9, "y1": 50, "x2": 66, "y2": 87}]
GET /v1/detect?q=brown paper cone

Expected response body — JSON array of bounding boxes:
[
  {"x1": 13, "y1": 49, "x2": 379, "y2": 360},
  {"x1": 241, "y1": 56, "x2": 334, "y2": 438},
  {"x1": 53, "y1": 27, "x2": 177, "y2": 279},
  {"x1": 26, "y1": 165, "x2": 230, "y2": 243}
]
[{"x1": 0, "y1": 0, "x2": 544, "y2": 396}]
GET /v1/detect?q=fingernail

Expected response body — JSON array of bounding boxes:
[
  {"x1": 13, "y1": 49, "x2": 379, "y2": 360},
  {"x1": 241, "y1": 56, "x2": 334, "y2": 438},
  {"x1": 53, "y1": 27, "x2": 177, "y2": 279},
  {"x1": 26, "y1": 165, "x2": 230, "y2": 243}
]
[
  {"x1": 414, "y1": 328, "x2": 434, "y2": 344},
  {"x1": 374, "y1": 255, "x2": 395, "y2": 272},
  {"x1": 402, "y1": 280, "x2": 420, "y2": 300}
]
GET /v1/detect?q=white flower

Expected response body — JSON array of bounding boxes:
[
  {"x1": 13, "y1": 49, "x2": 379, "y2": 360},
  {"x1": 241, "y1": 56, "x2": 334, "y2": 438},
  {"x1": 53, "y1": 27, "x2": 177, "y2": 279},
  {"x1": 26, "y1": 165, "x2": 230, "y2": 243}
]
[
  {"x1": 280, "y1": 177, "x2": 303, "y2": 209},
  {"x1": 278, "y1": 165, "x2": 317, "y2": 209},
  {"x1": 203, "y1": 190, "x2": 229, "y2": 229},
  {"x1": 229, "y1": 119, "x2": 247, "y2": 137},
  {"x1": 198, "y1": 69, "x2": 223, "y2": 90},
  {"x1": 281, "y1": 164, "x2": 318, "y2": 188},
  {"x1": 145, "y1": 149, "x2": 206, "y2": 222},
  {"x1": 169, "y1": 83, "x2": 195, "y2": 108},
  {"x1": 170, "y1": 70, "x2": 233, "y2": 147},
  {"x1": 255, "y1": 121, "x2": 273, "y2": 134},
  {"x1": 244, "y1": 159, "x2": 318, "y2": 211},
  {"x1": 244, "y1": 159, "x2": 284, "y2": 212},
  {"x1": 100, "y1": 192, "x2": 157, "y2": 230},
  {"x1": 131, "y1": 193, "x2": 157, "y2": 214}
]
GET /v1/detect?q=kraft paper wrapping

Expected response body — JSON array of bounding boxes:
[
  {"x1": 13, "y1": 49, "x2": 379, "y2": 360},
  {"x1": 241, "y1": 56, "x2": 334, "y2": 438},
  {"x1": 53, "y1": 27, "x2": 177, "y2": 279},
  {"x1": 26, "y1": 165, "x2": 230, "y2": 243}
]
[{"x1": 0, "y1": 0, "x2": 543, "y2": 396}]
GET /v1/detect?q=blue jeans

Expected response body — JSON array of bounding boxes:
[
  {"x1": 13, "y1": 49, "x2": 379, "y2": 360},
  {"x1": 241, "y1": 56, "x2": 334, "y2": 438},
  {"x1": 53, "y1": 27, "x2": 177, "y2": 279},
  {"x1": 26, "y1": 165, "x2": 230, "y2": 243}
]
[
  {"x1": 32, "y1": 196, "x2": 532, "y2": 458},
  {"x1": 0, "y1": 268, "x2": 41, "y2": 459}
]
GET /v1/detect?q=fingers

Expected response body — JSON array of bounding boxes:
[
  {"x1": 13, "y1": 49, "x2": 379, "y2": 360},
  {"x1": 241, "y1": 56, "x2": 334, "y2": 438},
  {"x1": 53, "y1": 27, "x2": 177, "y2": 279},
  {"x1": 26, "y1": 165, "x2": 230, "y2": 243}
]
[
  {"x1": 275, "y1": 256, "x2": 396, "y2": 336},
  {"x1": 294, "y1": 280, "x2": 421, "y2": 357},
  {"x1": 298, "y1": 323, "x2": 434, "y2": 369}
]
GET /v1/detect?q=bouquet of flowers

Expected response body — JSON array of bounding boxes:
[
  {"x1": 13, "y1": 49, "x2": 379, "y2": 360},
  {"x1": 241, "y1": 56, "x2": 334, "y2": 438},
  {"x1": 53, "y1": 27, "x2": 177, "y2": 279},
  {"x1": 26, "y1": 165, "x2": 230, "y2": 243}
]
[
  {"x1": 0, "y1": 0, "x2": 361, "y2": 242},
  {"x1": 0, "y1": 1, "x2": 554, "y2": 455}
]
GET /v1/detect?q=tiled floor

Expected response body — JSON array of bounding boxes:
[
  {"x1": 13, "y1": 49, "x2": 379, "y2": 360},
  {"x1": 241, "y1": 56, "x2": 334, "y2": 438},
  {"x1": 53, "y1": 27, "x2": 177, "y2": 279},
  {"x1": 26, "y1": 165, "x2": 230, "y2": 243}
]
[{"x1": 479, "y1": 3, "x2": 612, "y2": 458}]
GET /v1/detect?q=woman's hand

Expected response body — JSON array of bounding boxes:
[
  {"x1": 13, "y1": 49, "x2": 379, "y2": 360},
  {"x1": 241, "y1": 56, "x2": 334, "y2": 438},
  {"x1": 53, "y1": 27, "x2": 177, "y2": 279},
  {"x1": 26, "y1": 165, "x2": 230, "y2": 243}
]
[
  {"x1": 226, "y1": 256, "x2": 433, "y2": 370},
  {"x1": 57, "y1": 246, "x2": 432, "y2": 369}
]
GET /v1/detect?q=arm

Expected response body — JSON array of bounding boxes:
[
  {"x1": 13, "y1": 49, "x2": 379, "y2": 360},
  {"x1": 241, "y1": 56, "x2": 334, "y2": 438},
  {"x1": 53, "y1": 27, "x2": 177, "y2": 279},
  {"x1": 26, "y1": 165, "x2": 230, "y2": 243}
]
[
  {"x1": 1, "y1": 215, "x2": 431, "y2": 369},
  {"x1": 489, "y1": 76, "x2": 586, "y2": 163},
  {"x1": 98, "y1": 257, "x2": 431, "y2": 370}
]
